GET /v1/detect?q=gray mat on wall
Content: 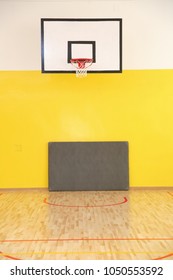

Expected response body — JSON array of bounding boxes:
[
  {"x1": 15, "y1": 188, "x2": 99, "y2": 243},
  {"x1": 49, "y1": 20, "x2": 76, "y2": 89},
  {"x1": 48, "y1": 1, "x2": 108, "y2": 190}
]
[{"x1": 48, "y1": 141, "x2": 129, "y2": 191}]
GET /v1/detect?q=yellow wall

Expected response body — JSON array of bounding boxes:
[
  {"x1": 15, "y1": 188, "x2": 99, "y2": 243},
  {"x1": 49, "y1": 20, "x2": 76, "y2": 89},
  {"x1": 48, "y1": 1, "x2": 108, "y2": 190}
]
[{"x1": 0, "y1": 70, "x2": 173, "y2": 188}]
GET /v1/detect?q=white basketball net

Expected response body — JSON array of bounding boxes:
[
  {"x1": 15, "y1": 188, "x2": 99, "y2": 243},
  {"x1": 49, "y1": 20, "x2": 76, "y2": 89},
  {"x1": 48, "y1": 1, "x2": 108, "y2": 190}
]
[{"x1": 76, "y1": 68, "x2": 87, "y2": 78}]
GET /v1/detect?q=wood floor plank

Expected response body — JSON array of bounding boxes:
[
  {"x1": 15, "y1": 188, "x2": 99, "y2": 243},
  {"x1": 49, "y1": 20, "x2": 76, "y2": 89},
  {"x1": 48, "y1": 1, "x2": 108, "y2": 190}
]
[{"x1": 0, "y1": 189, "x2": 173, "y2": 260}]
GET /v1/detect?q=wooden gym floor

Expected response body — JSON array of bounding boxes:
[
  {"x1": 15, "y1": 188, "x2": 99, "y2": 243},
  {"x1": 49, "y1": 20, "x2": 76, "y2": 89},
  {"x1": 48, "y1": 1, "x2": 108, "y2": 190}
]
[{"x1": 0, "y1": 188, "x2": 173, "y2": 260}]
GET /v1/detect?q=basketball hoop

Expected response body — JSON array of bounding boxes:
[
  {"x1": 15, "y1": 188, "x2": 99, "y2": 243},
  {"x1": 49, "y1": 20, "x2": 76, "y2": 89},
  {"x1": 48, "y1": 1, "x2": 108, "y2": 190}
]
[{"x1": 70, "y1": 58, "x2": 93, "y2": 78}]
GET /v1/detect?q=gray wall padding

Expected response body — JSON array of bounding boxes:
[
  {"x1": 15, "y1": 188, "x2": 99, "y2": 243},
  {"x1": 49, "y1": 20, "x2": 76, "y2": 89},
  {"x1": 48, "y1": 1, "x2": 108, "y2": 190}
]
[{"x1": 48, "y1": 142, "x2": 129, "y2": 191}]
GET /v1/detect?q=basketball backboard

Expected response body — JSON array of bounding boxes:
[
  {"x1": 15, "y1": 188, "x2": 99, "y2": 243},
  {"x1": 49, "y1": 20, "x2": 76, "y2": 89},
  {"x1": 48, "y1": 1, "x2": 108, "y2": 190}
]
[{"x1": 41, "y1": 18, "x2": 122, "y2": 74}]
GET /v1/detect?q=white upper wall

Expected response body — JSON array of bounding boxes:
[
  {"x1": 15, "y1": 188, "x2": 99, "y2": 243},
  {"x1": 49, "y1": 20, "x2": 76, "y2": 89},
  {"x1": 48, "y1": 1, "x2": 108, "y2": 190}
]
[{"x1": 0, "y1": 0, "x2": 173, "y2": 70}]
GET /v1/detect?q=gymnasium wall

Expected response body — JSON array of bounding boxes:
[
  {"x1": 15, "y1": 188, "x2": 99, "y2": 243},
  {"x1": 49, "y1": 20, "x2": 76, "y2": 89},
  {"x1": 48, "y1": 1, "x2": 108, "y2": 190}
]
[{"x1": 0, "y1": 0, "x2": 173, "y2": 188}]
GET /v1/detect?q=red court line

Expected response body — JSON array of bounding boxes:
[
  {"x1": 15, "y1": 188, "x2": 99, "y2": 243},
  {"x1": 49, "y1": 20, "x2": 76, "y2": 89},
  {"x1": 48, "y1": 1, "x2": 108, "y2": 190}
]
[
  {"x1": 1, "y1": 237, "x2": 173, "y2": 243},
  {"x1": 0, "y1": 249, "x2": 172, "y2": 260},
  {"x1": 0, "y1": 251, "x2": 21, "y2": 260},
  {"x1": 43, "y1": 197, "x2": 128, "y2": 208},
  {"x1": 0, "y1": 249, "x2": 173, "y2": 260},
  {"x1": 152, "y1": 253, "x2": 173, "y2": 260}
]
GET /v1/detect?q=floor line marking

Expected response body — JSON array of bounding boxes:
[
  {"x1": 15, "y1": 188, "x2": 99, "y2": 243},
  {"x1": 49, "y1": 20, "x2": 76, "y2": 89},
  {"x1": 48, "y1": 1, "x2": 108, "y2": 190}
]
[
  {"x1": 0, "y1": 251, "x2": 21, "y2": 260},
  {"x1": 1, "y1": 251, "x2": 172, "y2": 256},
  {"x1": 1, "y1": 237, "x2": 173, "y2": 243},
  {"x1": 43, "y1": 197, "x2": 128, "y2": 208},
  {"x1": 152, "y1": 253, "x2": 173, "y2": 260}
]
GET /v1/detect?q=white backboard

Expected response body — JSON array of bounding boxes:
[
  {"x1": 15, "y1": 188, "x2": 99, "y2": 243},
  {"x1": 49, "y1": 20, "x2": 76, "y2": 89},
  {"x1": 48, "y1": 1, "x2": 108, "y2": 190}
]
[{"x1": 41, "y1": 18, "x2": 122, "y2": 73}]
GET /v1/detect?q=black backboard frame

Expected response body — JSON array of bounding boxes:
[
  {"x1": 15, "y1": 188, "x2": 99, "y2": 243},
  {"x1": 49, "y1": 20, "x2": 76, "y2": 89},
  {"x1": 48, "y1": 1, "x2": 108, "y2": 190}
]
[{"x1": 41, "y1": 18, "x2": 122, "y2": 74}]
